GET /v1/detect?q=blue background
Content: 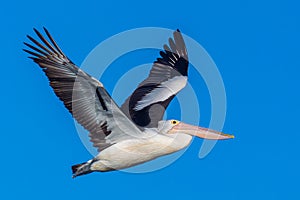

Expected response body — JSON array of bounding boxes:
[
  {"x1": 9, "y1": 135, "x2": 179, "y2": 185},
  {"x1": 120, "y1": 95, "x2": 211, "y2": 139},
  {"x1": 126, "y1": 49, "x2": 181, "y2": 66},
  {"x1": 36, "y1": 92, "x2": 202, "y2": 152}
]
[{"x1": 1, "y1": 0, "x2": 299, "y2": 199}]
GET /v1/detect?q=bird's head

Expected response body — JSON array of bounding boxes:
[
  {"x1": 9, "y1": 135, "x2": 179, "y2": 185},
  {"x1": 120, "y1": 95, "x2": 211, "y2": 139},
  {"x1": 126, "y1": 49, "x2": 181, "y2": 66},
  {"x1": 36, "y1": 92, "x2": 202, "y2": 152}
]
[{"x1": 158, "y1": 120, "x2": 234, "y2": 140}]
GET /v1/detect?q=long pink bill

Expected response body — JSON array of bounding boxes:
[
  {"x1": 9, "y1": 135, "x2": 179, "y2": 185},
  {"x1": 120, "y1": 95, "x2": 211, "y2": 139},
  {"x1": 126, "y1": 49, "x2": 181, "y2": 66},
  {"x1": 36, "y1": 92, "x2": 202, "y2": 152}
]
[{"x1": 171, "y1": 122, "x2": 234, "y2": 140}]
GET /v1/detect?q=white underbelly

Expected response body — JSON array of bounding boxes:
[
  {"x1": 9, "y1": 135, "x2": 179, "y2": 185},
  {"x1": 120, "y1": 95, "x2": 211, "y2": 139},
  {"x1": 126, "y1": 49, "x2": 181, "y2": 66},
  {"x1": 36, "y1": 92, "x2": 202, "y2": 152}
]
[{"x1": 91, "y1": 133, "x2": 192, "y2": 171}]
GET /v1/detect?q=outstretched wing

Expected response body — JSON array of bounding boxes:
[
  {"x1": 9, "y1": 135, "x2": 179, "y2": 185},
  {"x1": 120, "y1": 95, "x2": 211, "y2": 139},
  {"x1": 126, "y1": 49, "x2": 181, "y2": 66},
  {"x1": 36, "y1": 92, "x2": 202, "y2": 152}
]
[
  {"x1": 121, "y1": 30, "x2": 189, "y2": 129},
  {"x1": 24, "y1": 28, "x2": 142, "y2": 152}
]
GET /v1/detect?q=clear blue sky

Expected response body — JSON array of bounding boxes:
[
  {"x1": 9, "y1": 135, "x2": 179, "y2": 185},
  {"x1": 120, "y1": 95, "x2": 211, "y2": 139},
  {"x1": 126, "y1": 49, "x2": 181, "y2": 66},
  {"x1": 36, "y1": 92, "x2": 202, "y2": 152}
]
[{"x1": 1, "y1": 0, "x2": 299, "y2": 199}]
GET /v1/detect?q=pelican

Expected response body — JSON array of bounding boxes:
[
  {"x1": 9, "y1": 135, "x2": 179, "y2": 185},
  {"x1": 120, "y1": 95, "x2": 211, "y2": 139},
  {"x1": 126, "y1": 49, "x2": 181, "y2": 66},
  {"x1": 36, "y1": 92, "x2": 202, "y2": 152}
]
[{"x1": 24, "y1": 28, "x2": 234, "y2": 178}]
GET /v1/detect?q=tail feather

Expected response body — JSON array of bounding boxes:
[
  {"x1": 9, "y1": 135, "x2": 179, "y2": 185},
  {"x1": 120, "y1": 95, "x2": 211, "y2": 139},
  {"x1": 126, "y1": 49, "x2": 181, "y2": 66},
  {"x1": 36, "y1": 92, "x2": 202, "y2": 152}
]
[
  {"x1": 71, "y1": 161, "x2": 93, "y2": 178},
  {"x1": 71, "y1": 163, "x2": 85, "y2": 174}
]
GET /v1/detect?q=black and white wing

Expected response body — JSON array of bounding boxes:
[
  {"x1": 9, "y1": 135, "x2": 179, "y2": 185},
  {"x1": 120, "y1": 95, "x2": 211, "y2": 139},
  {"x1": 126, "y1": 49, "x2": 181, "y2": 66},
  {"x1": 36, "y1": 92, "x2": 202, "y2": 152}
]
[
  {"x1": 121, "y1": 29, "x2": 189, "y2": 129},
  {"x1": 24, "y1": 28, "x2": 143, "y2": 152}
]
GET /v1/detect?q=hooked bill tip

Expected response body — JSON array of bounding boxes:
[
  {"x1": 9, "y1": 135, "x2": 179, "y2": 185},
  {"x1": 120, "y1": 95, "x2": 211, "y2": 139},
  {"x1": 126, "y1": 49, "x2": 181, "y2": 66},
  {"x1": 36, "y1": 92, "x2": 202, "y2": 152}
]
[{"x1": 222, "y1": 133, "x2": 235, "y2": 139}]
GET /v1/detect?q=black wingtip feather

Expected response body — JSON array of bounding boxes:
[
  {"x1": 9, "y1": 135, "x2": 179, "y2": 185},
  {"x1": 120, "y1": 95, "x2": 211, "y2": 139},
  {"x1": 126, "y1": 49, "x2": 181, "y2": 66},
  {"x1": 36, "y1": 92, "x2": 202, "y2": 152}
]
[
  {"x1": 26, "y1": 34, "x2": 32, "y2": 40},
  {"x1": 33, "y1": 28, "x2": 40, "y2": 37},
  {"x1": 24, "y1": 42, "x2": 48, "y2": 56},
  {"x1": 33, "y1": 28, "x2": 60, "y2": 54},
  {"x1": 23, "y1": 49, "x2": 41, "y2": 58},
  {"x1": 43, "y1": 27, "x2": 65, "y2": 56},
  {"x1": 27, "y1": 56, "x2": 36, "y2": 60}
]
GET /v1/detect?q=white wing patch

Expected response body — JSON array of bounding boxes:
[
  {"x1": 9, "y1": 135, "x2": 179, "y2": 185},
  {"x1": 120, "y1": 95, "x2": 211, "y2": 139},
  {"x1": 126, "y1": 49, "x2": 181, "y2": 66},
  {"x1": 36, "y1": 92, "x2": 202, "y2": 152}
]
[{"x1": 133, "y1": 76, "x2": 187, "y2": 111}]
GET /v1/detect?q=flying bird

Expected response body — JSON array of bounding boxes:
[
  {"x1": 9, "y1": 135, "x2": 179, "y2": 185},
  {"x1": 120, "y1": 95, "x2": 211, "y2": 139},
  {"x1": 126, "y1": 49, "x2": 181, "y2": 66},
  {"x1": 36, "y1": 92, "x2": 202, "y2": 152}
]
[{"x1": 24, "y1": 28, "x2": 234, "y2": 178}]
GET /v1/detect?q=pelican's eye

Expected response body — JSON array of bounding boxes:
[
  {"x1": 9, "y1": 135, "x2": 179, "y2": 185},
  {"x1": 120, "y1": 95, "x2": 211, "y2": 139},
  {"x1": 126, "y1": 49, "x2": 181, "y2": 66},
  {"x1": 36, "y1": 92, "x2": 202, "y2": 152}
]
[{"x1": 171, "y1": 120, "x2": 178, "y2": 125}]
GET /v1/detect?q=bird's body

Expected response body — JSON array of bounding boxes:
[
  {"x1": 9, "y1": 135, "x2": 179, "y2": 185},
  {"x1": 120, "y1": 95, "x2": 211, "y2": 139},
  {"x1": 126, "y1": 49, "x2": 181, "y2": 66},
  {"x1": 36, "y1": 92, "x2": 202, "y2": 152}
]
[
  {"x1": 90, "y1": 131, "x2": 192, "y2": 172},
  {"x1": 24, "y1": 28, "x2": 234, "y2": 178}
]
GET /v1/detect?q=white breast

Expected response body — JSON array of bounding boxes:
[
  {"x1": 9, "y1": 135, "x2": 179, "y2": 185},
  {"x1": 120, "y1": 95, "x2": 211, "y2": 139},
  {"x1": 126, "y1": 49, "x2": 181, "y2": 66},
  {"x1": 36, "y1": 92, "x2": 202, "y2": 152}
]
[{"x1": 91, "y1": 133, "x2": 192, "y2": 171}]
